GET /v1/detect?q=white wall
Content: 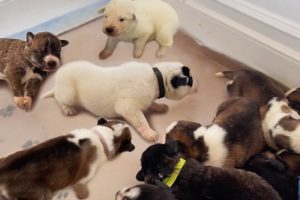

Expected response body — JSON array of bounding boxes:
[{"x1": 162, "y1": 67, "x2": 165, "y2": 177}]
[{"x1": 167, "y1": 0, "x2": 300, "y2": 88}]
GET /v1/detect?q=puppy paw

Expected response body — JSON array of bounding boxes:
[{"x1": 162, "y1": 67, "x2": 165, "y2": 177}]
[
  {"x1": 133, "y1": 51, "x2": 143, "y2": 59},
  {"x1": 156, "y1": 47, "x2": 167, "y2": 58},
  {"x1": 141, "y1": 129, "x2": 159, "y2": 143},
  {"x1": 14, "y1": 96, "x2": 25, "y2": 109},
  {"x1": 23, "y1": 96, "x2": 32, "y2": 111},
  {"x1": 61, "y1": 105, "x2": 78, "y2": 116},
  {"x1": 73, "y1": 183, "x2": 89, "y2": 199},
  {"x1": 99, "y1": 50, "x2": 112, "y2": 59}
]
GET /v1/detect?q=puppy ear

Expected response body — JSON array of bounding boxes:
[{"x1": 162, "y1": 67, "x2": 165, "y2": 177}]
[
  {"x1": 26, "y1": 32, "x2": 35, "y2": 47},
  {"x1": 98, "y1": 6, "x2": 105, "y2": 14},
  {"x1": 97, "y1": 117, "x2": 108, "y2": 125},
  {"x1": 60, "y1": 40, "x2": 69, "y2": 47},
  {"x1": 182, "y1": 66, "x2": 190, "y2": 76},
  {"x1": 133, "y1": 14, "x2": 136, "y2": 20},
  {"x1": 165, "y1": 140, "x2": 179, "y2": 155}
]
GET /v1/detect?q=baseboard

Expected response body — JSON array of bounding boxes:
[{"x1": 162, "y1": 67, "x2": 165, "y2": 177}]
[{"x1": 166, "y1": 0, "x2": 300, "y2": 88}]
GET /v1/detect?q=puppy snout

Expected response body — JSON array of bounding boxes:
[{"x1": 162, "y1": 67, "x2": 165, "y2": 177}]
[
  {"x1": 105, "y1": 26, "x2": 115, "y2": 35},
  {"x1": 128, "y1": 143, "x2": 135, "y2": 152},
  {"x1": 47, "y1": 60, "x2": 57, "y2": 68}
]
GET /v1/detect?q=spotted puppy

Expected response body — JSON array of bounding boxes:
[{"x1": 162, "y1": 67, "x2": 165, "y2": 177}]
[
  {"x1": 165, "y1": 97, "x2": 264, "y2": 168},
  {"x1": 0, "y1": 118, "x2": 134, "y2": 200},
  {"x1": 245, "y1": 151, "x2": 298, "y2": 200},
  {"x1": 286, "y1": 87, "x2": 300, "y2": 114},
  {"x1": 43, "y1": 61, "x2": 197, "y2": 142},
  {"x1": 0, "y1": 32, "x2": 68, "y2": 110},
  {"x1": 216, "y1": 69, "x2": 300, "y2": 153},
  {"x1": 136, "y1": 142, "x2": 281, "y2": 200},
  {"x1": 115, "y1": 184, "x2": 176, "y2": 200}
]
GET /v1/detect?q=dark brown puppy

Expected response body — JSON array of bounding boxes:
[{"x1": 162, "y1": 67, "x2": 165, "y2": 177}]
[
  {"x1": 0, "y1": 32, "x2": 68, "y2": 110},
  {"x1": 136, "y1": 142, "x2": 282, "y2": 200},
  {"x1": 0, "y1": 118, "x2": 134, "y2": 200},
  {"x1": 245, "y1": 151, "x2": 298, "y2": 200},
  {"x1": 216, "y1": 69, "x2": 300, "y2": 153},
  {"x1": 165, "y1": 97, "x2": 264, "y2": 168},
  {"x1": 286, "y1": 87, "x2": 300, "y2": 114}
]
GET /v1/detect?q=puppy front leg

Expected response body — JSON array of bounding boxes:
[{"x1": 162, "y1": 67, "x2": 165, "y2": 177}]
[
  {"x1": 99, "y1": 37, "x2": 119, "y2": 59},
  {"x1": 73, "y1": 183, "x2": 89, "y2": 199},
  {"x1": 115, "y1": 101, "x2": 159, "y2": 142},
  {"x1": 148, "y1": 102, "x2": 169, "y2": 113},
  {"x1": 133, "y1": 36, "x2": 149, "y2": 59},
  {"x1": 23, "y1": 77, "x2": 42, "y2": 110}
]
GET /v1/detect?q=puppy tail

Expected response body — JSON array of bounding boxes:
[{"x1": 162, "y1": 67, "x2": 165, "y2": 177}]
[
  {"x1": 215, "y1": 70, "x2": 236, "y2": 79},
  {"x1": 41, "y1": 88, "x2": 55, "y2": 99}
]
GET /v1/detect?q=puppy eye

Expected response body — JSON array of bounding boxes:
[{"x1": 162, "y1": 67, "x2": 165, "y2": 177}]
[{"x1": 119, "y1": 18, "x2": 125, "y2": 22}]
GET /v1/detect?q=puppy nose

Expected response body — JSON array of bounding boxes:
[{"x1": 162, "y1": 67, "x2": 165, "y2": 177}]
[
  {"x1": 106, "y1": 27, "x2": 114, "y2": 34},
  {"x1": 47, "y1": 61, "x2": 57, "y2": 68}
]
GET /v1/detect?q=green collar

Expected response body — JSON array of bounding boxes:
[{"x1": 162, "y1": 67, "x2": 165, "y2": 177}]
[{"x1": 163, "y1": 158, "x2": 186, "y2": 187}]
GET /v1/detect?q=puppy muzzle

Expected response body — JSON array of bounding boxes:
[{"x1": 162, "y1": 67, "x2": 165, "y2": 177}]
[{"x1": 43, "y1": 55, "x2": 60, "y2": 71}]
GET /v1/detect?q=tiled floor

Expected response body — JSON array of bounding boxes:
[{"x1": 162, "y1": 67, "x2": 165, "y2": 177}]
[{"x1": 0, "y1": 18, "x2": 236, "y2": 200}]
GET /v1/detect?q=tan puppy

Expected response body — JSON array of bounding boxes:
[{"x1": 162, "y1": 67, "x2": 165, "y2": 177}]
[
  {"x1": 216, "y1": 69, "x2": 300, "y2": 153},
  {"x1": 165, "y1": 97, "x2": 264, "y2": 168},
  {"x1": 0, "y1": 118, "x2": 134, "y2": 200},
  {"x1": 99, "y1": 0, "x2": 179, "y2": 59}
]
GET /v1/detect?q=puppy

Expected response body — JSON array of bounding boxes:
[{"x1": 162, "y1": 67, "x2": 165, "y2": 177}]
[
  {"x1": 165, "y1": 97, "x2": 264, "y2": 168},
  {"x1": 286, "y1": 87, "x2": 300, "y2": 114},
  {"x1": 115, "y1": 184, "x2": 176, "y2": 200},
  {"x1": 216, "y1": 69, "x2": 300, "y2": 153},
  {"x1": 276, "y1": 150, "x2": 300, "y2": 176},
  {"x1": 99, "y1": 0, "x2": 179, "y2": 59},
  {"x1": 0, "y1": 118, "x2": 135, "y2": 200},
  {"x1": 0, "y1": 32, "x2": 68, "y2": 110},
  {"x1": 245, "y1": 152, "x2": 298, "y2": 200},
  {"x1": 43, "y1": 61, "x2": 197, "y2": 142},
  {"x1": 136, "y1": 142, "x2": 282, "y2": 200}
]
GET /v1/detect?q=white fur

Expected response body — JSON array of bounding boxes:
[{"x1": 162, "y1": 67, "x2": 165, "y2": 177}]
[
  {"x1": 44, "y1": 60, "x2": 196, "y2": 141},
  {"x1": 100, "y1": 0, "x2": 179, "y2": 58},
  {"x1": 166, "y1": 121, "x2": 178, "y2": 133},
  {"x1": 21, "y1": 67, "x2": 43, "y2": 84},
  {"x1": 44, "y1": 54, "x2": 60, "y2": 69},
  {"x1": 285, "y1": 88, "x2": 297, "y2": 96},
  {"x1": 272, "y1": 124, "x2": 300, "y2": 153},
  {"x1": 194, "y1": 125, "x2": 228, "y2": 167},
  {"x1": 116, "y1": 186, "x2": 141, "y2": 200},
  {"x1": 262, "y1": 98, "x2": 300, "y2": 149},
  {"x1": 0, "y1": 72, "x2": 6, "y2": 80}
]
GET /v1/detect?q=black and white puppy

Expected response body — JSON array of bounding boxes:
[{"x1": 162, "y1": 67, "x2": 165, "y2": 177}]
[
  {"x1": 216, "y1": 69, "x2": 300, "y2": 154},
  {"x1": 115, "y1": 183, "x2": 176, "y2": 200},
  {"x1": 165, "y1": 97, "x2": 264, "y2": 168},
  {"x1": 245, "y1": 151, "x2": 298, "y2": 200},
  {"x1": 136, "y1": 142, "x2": 282, "y2": 200}
]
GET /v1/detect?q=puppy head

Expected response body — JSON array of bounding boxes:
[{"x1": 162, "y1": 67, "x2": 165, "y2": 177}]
[
  {"x1": 102, "y1": 0, "x2": 137, "y2": 37},
  {"x1": 97, "y1": 118, "x2": 135, "y2": 156},
  {"x1": 165, "y1": 121, "x2": 208, "y2": 162},
  {"x1": 136, "y1": 142, "x2": 180, "y2": 183},
  {"x1": 154, "y1": 62, "x2": 198, "y2": 100},
  {"x1": 25, "y1": 32, "x2": 69, "y2": 72}
]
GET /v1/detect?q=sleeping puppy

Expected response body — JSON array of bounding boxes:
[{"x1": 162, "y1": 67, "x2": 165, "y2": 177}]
[
  {"x1": 0, "y1": 32, "x2": 68, "y2": 110},
  {"x1": 99, "y1": 0, "x2": 179, "y2": 59},
  {"x1": 286, "y1": 87, "x2": 300, "y2": 114},
  {"x1": 115, "y1": 183, "x2": 176, "y2": 200},
  {"x1": 0, "y1": 118, "x2": 134, "y2": 200},
  {"x1": 276, "y1": 150, "x2": 300, "y2": 176},
  {"x1": 165, "y1": 97, "x2": 264, "y2": 168},
  {"x1": 43, "y1": 61, "x2": 197, "y2": 142},
  {"x1": 216, "y1": 69, "x2": 300, "y2": 153},
  {"x1": 245, "y1": 151, "x2": 298, "y2": 200},
  {"x1": 136, "y1": 142, "x2": 282, "y2": 200}
]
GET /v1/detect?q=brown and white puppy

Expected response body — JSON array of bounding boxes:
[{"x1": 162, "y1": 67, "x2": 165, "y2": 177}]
[
  {"x1": 115, "y1": 184, "x2": 176, "y2": 200},
  {"x1": 0, "y1": 32, "x2": 68, "y2": 110},
  {"x1": 286, "y1": 87, "x2": 300, "y2": 114},
  {"x1": 136, "y1": 142, "x2": 282, "y2": 200},
  {"x1": 0, "y1": 118, "x2": 134, "y2": 200},
  {"x1": 165, "y1": 97, "x2": 264, "y2": 168},
  {"x1": 245, "y1": 151, "x2": 298, "y2": 200},
  {"x1": 216, "y1": 69, "x2": 300, "y2": 153}
]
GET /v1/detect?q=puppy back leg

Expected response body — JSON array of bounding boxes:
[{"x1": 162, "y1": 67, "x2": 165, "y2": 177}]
[
  {"x1": 54, "y1": 85, "x2": 79, "y2": 116},
  {"x1": 99, "y1": 37, "x2": 119, "y2": 59},
  {"x1": 133, "y1": 36, "x2": 149, "y2": 59},
  {"x1": 115, "y1": 100, "x2": 159, "y2": 142},
  {"x1": 73, "y1": 183, "x2": 89, "y2": 199}
]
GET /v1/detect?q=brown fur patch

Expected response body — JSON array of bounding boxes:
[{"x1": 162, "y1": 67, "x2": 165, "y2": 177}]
[
  {"x1": 278, "y1": 116, "x2": 299, "y2": 131},
  {"x1": 274, "y1": 135, "x2": 291, "y2": 150},
  {"x1": 281, "y1": 104, "x2": 293, "y2": 114}
]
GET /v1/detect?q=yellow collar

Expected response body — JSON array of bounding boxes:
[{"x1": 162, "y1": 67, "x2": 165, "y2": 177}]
[{"x1": 163, "y1": 158, "x2": 186, "y2": 187}]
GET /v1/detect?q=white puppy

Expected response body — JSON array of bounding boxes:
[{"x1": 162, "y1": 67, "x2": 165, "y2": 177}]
[
  {"x1": 43, "y1": 61, "x2": 198, "y2": 142},
  {"x1": 99, "y1": 0, "x2": 179, "y2": 59}
]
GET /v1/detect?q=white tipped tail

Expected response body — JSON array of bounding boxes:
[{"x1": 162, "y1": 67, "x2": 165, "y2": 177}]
[
  {"x1": 41, "y1": 88, "x2": 55, "y2": 98},
  {"x1": 215, "y1": 72, "x2": 225, "y2": 77}
]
